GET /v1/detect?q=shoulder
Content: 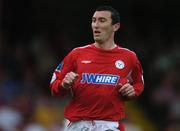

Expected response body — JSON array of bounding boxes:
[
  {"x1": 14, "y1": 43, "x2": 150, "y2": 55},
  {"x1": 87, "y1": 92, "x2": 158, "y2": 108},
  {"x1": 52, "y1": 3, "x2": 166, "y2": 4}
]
[
  {"x1": 117, "y1": 46, "x2": 137, "y2": 57},
  {"x1": 73, "y1": 44, "x2": 92, "y2": 51},
  {"x1": 116, "y1": 46, "x2": 140, "y2": 66},
  {"x1": 117, "y1": 47, "x2": 141, "y2": 68},
  {"x1": 66, "y1": 44, "x2": 92, "y2": 58},
  {"x1": 70, "y1": 44, "x2": 93, "y2": 54}
]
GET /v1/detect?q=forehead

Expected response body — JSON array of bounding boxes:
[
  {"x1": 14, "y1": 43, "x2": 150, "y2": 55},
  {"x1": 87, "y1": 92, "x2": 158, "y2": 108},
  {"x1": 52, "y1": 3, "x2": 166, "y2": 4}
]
[{"x1": 92, "y1": 11, "x2": 112, "y2": 19}]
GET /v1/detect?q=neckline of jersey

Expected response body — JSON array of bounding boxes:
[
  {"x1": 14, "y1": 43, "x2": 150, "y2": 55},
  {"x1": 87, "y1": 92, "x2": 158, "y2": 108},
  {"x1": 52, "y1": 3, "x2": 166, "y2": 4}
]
[{"x1": 91, "y1": 43, "x2": 119, "y2": 52}]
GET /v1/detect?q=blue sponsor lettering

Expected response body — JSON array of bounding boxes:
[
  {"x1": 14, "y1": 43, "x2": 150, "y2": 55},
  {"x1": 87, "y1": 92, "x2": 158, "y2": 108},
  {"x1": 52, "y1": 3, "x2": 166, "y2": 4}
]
[{"x1": 81, "y1": 73, "x2": 119, "y2": 85}]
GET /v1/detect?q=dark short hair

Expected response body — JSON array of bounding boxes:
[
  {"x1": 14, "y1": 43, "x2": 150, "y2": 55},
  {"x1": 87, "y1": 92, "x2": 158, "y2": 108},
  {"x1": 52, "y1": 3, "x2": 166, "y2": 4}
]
[{"x1": 95, "y1": 5, "x2": 120, "y2": 25}]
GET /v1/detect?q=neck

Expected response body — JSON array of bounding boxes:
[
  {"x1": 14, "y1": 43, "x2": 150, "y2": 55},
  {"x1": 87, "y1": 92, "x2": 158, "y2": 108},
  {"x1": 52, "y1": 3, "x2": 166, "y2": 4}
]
[{"x1": 94, "y1": 41, "x2": 117, "y2": 50}]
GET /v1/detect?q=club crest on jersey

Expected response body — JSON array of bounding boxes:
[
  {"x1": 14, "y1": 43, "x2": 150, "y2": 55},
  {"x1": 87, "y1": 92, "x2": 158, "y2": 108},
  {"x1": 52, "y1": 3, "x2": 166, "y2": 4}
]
[
  {"x1": 81, "y1": 73, "x2": 119, "y2": 85},
  {"x1": 115, "y1": 60, "x2": 125, "y2": 69}
]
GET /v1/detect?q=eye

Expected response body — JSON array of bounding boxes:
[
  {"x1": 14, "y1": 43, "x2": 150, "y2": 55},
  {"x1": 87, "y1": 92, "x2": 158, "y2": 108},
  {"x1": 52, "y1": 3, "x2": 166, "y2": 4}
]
[{"x1": 99, "y1": 18, "x2": 106, "y2": 23}]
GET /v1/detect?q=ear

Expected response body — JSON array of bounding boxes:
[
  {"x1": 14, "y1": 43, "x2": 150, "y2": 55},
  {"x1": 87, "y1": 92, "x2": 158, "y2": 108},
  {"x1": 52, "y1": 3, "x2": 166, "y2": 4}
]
[{"x1": 113, "y1": 23, "x2": 120, "y2": 32}]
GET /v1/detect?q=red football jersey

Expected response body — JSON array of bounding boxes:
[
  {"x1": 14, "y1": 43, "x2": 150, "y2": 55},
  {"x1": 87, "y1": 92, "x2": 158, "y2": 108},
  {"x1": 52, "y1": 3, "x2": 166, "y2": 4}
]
[{"x1": 50, "y1": 44, "x2": 144, "y2": 122}]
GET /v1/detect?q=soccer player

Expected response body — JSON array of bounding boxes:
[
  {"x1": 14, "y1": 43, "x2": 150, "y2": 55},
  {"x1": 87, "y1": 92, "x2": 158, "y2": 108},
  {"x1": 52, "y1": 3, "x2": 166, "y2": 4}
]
[{"x1": 50, "y1": 5, "x2": 144, "y2": 131}]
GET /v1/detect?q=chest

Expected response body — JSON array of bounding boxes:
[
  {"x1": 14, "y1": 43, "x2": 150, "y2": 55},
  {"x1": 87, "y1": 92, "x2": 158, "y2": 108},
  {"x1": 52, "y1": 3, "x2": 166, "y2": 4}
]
[{"x1": 76, "y1": 52, "x2": 134, "y2": 78}]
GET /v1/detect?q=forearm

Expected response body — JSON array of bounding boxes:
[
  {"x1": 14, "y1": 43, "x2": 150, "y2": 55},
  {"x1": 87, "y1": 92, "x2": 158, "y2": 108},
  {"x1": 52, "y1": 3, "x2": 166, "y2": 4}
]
[
  {"x1": 133, "y1": 83, "x2": 144, "y2": 97},
  {"x1": 50, "y1": 80, "x2": 69, "y2": 98},
  {"x1": 118, "y1": 81, "x2": 144, "y2": 101}
]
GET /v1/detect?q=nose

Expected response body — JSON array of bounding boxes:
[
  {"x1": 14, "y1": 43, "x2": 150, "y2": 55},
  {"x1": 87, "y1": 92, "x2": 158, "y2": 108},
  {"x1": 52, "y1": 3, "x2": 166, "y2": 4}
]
[{"x1": 92, "y1": 21, "x2": 99, "y2": 29}]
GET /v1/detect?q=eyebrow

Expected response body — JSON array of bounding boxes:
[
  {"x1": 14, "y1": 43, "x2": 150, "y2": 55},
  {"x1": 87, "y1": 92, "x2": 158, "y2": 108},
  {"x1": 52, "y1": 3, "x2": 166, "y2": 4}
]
[{"x1": 92, "y1": 17, "x2": 108, "y2": 20}]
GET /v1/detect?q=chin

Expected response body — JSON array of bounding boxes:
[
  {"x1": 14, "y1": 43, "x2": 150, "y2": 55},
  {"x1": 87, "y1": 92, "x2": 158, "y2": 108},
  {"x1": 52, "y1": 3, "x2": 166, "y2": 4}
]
[
  {"x1": 95, "y1": 40, "x2": 103, "y2": 44},
  {"x1": 94, "y1": 38, "x2": 103, "y2": 43}
]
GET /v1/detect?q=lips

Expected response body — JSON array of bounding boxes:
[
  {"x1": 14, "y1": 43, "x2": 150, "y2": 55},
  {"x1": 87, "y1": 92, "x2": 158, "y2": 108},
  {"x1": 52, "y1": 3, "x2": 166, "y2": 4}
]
[
  {"x1": 94, "y1": 31, "x2": 101, "y2": 36},
  {"x1": 94, "y1": 31, "x2": 101, "y2": 33}
]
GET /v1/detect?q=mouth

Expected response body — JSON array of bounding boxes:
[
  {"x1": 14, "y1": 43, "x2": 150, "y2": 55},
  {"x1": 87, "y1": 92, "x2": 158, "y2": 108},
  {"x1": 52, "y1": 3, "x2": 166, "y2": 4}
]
[{"x1": 94, "y1": 30, "x2": 101, "y2": 36}]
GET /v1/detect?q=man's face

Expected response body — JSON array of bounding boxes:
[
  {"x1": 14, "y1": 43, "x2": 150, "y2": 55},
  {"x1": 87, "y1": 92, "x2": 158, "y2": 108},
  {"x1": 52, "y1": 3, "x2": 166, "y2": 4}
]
[{"x1": 91, "y1": 11, "x2": 119, "y2": 43}]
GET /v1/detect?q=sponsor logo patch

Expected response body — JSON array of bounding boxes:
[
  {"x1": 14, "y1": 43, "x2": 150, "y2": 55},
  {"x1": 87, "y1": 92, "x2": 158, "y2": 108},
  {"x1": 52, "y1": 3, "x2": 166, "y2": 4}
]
[
  {"x1": 55, "y1": 62, "x2": 63, "y2": 72},
  {"x1": 81, "y1": 73, "x2": 120, "y2": 85}
]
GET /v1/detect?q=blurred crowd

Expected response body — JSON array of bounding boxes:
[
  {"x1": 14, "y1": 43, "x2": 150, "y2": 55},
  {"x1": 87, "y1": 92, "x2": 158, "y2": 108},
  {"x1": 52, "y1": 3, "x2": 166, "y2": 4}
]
[
  {"x1": 0, "y1": 36, "x2": 65, "y2": 130},
  {"x1": 149, "y1": 45, "x2": 180, "y2": 131},
  {"x1": 1, "y1": 0, "x2": 180, "y2": 131}
]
